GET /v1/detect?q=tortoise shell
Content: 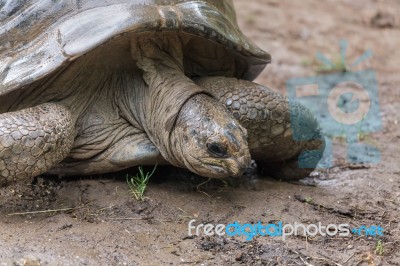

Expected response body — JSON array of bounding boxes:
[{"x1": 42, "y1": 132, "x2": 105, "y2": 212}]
[{"x1": 0, "y1": 0, "x2": 270, "y2": 96}]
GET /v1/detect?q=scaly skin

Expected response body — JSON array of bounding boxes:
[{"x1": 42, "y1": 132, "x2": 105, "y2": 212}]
[
  {"x1": 0, "y1": 103, "x2": 74, "y2": 186},
  {"x1": 196, "y1": 77, "x2": 325, "y2": 179},
  {"x1": 0, "y1": 77, "x2": 322, "y2": 183},
  {"x1": 0, "y1": 34, "x2": 323, "y2": 184}
]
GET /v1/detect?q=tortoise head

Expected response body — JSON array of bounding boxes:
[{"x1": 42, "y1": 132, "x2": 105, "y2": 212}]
[{"x1": 171, "y1": 94, "x2": 251, "y2": 178}]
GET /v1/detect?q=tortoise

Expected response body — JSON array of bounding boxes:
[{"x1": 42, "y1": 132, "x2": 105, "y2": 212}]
[{"x1": 0, "y1": 0, "x2": 324, "y2": 186}]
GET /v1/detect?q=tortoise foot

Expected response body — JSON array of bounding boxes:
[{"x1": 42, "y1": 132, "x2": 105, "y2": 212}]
[{"x1": 0, "y1": 103, "x2": 74, "y2": 186}]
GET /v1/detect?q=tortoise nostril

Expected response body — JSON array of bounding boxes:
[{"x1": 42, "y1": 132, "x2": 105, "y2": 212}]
[{"x1": 228, "y1": 155, "x2": 251, "y2": 177}]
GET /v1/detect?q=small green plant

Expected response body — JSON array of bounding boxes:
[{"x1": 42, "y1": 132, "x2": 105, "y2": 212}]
[
  {"x1": 126, "y1": 165, "x2": 157, "y2": 201},
  {"x1": 375, "y1": 240, "x2": 384, "y2": 256}
]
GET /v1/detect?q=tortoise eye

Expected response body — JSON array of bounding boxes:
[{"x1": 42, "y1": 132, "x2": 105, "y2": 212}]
[{"x1": 207, "y1": 142, "x2": 227, "y2": 157}]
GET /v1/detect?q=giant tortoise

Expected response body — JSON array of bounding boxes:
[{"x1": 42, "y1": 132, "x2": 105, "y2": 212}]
[{"x1": 0, "y1": 0, "x2": 324, "y2": 186}]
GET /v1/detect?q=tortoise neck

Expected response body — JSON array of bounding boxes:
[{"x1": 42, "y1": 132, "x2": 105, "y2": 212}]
[
  {"x1": 126, "y1": 34, "x2": 210, "y2": 167},
  {"x1": 118, "y1": 68, "x2": 207, "y2": 168}
]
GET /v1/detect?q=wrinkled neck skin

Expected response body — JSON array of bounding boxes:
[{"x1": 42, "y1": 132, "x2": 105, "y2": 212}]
[
  {"x1": 117, "y1": 68, "x2": 203, "y2": 167},
  {"x1": 122, "y1": 34, "x2": 207, "y2": 167},
  {"x1": 131, "y1": 33, "x2": 211, "y2": 167},
  {"x1": 123, "y1": 33, "x2": 250, "y2": 177},
  {"x1": 119, "y1": 67, "x2": 250, "y2": 178}
]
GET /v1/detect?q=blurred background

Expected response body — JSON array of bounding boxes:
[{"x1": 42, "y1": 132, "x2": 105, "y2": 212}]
[{"x1": 234, "y1": 0, "x2": 398, "y2": 96}]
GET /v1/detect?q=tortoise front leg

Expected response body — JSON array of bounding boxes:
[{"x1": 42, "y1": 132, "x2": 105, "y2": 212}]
[
  {"x1": 0, "y1": 103, "x2": 74, "y2": 186},
  {"x1": 196, "y1": 77, "x2": 325, "y2": 180}
]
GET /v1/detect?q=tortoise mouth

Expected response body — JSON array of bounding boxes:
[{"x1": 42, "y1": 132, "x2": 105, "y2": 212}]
[
  {"x1": 201, "y1": 158, "x2": 247, "y2": 178},
  {"x1": 186, "y1": 154, "x2": 246, "y2": 178}
]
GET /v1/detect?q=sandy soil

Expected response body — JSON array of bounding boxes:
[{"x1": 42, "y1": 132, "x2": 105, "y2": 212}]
[{"x1": 1, "y1": 0, "x2": 399, "y2": 265}]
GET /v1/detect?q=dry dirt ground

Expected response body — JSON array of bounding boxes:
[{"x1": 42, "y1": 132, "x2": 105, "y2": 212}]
[{"x1": 1, "y1": 0, "x2": 399, "y2": 265}]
